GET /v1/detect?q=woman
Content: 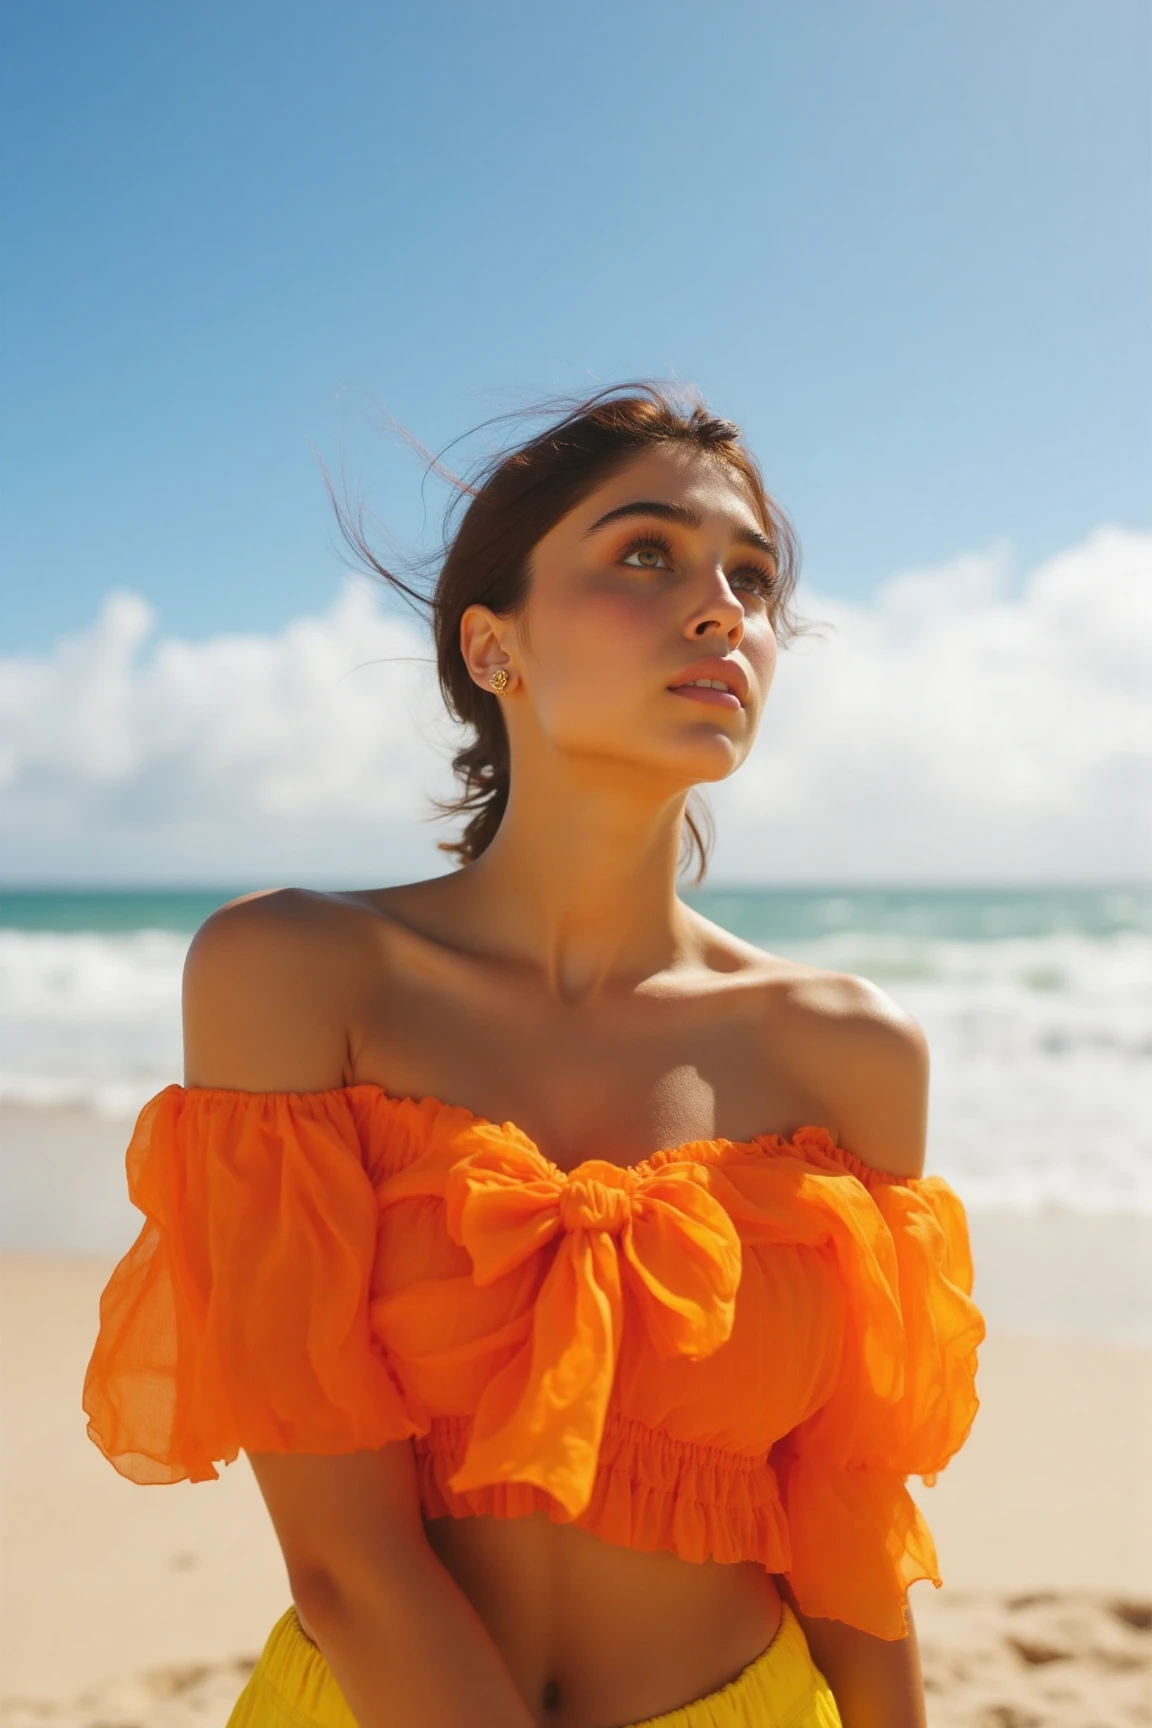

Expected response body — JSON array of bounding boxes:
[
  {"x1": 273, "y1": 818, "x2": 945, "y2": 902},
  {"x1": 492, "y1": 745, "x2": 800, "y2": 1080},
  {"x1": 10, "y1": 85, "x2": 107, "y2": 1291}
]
[{"x1": 83, "y1": 384, "x2": 983, "y2": 1728}]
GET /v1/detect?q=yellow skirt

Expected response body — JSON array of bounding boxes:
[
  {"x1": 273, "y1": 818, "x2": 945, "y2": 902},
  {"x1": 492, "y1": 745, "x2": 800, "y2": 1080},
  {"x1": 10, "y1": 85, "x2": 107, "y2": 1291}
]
[{"x1": 226, "y1": 1599, "x2": 842, "y2": 1727}]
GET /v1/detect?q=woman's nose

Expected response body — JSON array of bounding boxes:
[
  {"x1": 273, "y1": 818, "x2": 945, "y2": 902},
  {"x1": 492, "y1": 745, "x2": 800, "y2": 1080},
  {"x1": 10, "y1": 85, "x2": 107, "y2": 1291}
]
[{"x1": 688, "y1": 567, "x2": 745, "y2": 642}]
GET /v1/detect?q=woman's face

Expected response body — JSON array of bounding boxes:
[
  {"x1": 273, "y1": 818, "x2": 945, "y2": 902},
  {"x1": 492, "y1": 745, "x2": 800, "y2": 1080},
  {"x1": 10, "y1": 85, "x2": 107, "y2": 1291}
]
[{"x1": 465, "y1": 445, "x2": 779, "y2": 790}]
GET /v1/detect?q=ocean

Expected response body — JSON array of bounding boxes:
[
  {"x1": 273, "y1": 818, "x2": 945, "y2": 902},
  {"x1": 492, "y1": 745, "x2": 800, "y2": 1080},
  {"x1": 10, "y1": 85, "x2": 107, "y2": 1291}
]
[{"x1": 1, "y1": 885, "x2": 1150, "y2": 1250}]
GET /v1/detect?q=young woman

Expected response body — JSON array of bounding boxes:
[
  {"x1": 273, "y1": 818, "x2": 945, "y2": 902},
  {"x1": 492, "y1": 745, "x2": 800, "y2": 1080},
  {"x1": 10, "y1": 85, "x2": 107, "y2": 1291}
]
[{"x1": 83, "y1": 384, "x2": 983, "y2": 1728}]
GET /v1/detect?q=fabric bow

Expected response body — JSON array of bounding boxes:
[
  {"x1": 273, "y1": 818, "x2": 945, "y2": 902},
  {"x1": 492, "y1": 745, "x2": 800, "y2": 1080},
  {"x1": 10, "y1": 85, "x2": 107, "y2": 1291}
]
[{"x1": 443, "y1": 1142, "x2": 742, "y2": 1517}]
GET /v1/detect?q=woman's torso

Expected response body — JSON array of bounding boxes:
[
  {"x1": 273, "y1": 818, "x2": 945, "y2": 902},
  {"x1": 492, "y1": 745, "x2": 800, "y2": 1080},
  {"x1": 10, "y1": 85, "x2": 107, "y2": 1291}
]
[{"x1": 233, "y1": 880, "x2": 853, "y2": 1723}]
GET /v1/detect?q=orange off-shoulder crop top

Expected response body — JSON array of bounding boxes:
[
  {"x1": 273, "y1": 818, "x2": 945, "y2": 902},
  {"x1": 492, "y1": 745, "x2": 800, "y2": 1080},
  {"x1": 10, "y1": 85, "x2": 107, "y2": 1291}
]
[{"x1": 82, "y1": 1083, "x2": 984, "y2": 1639}]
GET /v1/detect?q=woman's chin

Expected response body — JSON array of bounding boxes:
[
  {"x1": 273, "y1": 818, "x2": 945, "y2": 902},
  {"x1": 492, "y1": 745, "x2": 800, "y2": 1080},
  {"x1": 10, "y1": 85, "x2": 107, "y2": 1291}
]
[
  {"x1": 661, "y1": 737, "x2": 749, "y2": 786},
  {"x1": 552, "y1": 722, "x2": 750, "y2": 784}
]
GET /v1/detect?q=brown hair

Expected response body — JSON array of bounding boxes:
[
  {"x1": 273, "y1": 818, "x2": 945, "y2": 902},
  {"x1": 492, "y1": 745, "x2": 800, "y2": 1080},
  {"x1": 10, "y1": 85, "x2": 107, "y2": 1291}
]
[{"x1": 333, "y1": 381, "x2": 810, "y2": 882}]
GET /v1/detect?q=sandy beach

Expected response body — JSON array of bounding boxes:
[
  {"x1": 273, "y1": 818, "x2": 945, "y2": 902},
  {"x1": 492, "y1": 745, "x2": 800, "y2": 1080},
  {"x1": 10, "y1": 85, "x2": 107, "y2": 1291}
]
[{"x1": 2, "y1": 1108, "x2": 1150, "y2": 1727}]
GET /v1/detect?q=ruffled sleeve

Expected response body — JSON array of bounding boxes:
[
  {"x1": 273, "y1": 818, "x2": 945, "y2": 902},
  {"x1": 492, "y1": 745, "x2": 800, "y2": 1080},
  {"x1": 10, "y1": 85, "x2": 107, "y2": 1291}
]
[
  {"x1": 82, "y1": 1085, "x2": 427, "y2": 1485},
  {"x1": 771, "y1": 1148, "x2": 984, "y2": 1638}
]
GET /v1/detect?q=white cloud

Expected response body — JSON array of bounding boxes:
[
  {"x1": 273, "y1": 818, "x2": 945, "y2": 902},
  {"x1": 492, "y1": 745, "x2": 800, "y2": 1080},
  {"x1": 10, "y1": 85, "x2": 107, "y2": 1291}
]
[
  {"x1": 2, "y1": 528, "x2": 1149, "y2": 884},
  {"x1": 0, "y1": 577, "x2": 461, "y2": 881},
  {"x1": 709, "y1": 525, "x2": 1152, "y2": 881}
]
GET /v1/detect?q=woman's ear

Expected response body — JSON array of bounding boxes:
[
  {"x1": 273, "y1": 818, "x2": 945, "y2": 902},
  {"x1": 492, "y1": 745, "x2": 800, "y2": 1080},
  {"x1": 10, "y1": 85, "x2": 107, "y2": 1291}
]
[{"x1": 459, "y1": 603, "x2": 518, "y2": 694}]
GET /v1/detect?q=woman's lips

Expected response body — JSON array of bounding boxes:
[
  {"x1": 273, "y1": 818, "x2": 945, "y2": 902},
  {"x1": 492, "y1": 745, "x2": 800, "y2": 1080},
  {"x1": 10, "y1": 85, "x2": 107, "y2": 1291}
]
[{"x1": 667, "y1": 684, "x2": 743, "y2": 710}]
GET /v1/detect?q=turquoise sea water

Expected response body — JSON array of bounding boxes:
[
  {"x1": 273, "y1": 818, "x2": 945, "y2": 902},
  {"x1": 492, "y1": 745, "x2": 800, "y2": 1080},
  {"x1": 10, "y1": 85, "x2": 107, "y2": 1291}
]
[
  {"x1": 1, "y1": 884, "x2": 1149, "y2": 1226},
  {"x1": 2, "y1": 883, "x2": 1148, "y2": 940}
]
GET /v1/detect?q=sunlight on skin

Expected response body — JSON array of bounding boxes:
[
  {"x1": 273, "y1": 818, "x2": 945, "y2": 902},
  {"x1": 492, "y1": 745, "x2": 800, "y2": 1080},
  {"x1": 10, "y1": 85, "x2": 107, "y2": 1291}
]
[
  {"x1": 463, "y1": 444, "x2": 779, "y2": 787},
  {"x1": 453, "y1": 446, "x2": 781, "y2": 1002}
]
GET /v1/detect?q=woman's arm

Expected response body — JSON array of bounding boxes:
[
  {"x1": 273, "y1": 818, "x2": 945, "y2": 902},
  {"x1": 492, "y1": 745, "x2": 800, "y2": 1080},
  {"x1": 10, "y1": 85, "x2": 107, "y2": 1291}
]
[
  {"x1": 777, "y1": 1579, "x2": 927, "y2": 1728},
  {"x1": 248, "y1": 1446, "x2": 537, "y2": 1728},
  {"x1": 770, "y1": 976, "x2": 934, "y2": 1726},
  {"x1": 183, "y1": 896, "x2": 535, "y2": 1726}
]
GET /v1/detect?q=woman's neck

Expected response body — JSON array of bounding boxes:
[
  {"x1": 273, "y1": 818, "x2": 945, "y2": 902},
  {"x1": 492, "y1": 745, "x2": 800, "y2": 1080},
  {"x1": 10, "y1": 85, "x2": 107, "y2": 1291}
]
[{"x1": 459, "y1": 759, "x2": 694, "y2": 1004}]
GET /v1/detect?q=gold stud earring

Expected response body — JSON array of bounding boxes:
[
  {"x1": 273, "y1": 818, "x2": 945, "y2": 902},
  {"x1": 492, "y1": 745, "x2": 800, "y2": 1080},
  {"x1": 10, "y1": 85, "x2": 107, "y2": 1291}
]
[{"x1": 488, "y1": 668, "x2": 510, "y2": 695}]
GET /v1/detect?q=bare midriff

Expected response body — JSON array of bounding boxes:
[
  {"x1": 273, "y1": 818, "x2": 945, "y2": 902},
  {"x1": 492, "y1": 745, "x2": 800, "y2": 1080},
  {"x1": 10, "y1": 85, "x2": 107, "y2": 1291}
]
[
  {"x1": 293, "y1": 1511, "x2": 781, "y2": 1724},
  {"x1": 423, "y1": 1512, "x2": 782, "y2": 1726}
]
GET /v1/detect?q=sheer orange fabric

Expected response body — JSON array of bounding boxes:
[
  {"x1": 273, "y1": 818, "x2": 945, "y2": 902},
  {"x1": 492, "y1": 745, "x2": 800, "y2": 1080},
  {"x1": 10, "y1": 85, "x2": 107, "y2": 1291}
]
[{"x1": 82, "y1": 1085, "x2": 984, "y2": 1639}]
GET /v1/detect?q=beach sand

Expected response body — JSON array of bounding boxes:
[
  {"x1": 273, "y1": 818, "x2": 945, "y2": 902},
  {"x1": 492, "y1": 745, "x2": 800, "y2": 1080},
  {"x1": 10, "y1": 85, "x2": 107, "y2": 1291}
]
[{"x1": 1, "y1": 1106, "x2": 1150, "y2": 1726}]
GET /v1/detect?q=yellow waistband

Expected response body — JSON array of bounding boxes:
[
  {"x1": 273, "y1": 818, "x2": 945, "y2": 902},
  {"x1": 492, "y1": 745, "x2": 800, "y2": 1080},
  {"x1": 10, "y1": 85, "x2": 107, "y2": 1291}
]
[{"x1": 226, "y1": 1598, "x2": 842, "y2": 1728}]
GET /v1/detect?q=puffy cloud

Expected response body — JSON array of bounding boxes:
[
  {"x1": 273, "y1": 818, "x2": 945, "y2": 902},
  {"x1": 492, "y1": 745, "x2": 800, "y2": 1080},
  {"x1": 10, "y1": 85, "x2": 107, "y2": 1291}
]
[
  {"x1": 1, "y1": 528, "x2": 1148, "y2": 884},
  {"x1": 710, "y1": 526, "x2": 1151, "y2": 881},
  {"x1": 0, "y1": 577, "x2": 460, "y2": 881}
]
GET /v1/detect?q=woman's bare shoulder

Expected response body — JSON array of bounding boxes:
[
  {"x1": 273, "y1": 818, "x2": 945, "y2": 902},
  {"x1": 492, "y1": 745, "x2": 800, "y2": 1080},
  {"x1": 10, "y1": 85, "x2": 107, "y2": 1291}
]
[
  {"x1": 680, "y1": 911, "x2": 928, "y2": 1178},
  {"x1": 763, "y1": 965, "x2": 931, "y2": 1178},
  {"x1": 181, "y1": 886, "x2": 388, "y2": 1092}
]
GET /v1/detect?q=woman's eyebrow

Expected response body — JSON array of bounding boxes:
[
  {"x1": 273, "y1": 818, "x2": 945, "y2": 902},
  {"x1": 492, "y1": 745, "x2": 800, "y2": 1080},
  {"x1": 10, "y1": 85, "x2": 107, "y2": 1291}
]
[{"x1": 583, "y1": 499, "x2": 777, "y2": 558}]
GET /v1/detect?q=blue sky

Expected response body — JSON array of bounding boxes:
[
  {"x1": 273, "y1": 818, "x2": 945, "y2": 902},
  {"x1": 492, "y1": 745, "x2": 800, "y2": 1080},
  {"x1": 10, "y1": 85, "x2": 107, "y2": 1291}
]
[{"x1": 3, "y1": 0, "x2": 1149, "y2": 652}]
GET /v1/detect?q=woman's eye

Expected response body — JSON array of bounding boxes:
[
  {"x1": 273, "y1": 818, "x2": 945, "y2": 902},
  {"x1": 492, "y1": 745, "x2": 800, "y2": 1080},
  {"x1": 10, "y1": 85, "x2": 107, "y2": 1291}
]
[
  {"x1": 618, "y1": 539, "x2": 775, "y2": 598},
  {"x1": 621, "y1": 543, "x2": 672, "y2": 571},
  {"x1": 731, "y1": 566, "x2": 777, "y2": 598}
]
